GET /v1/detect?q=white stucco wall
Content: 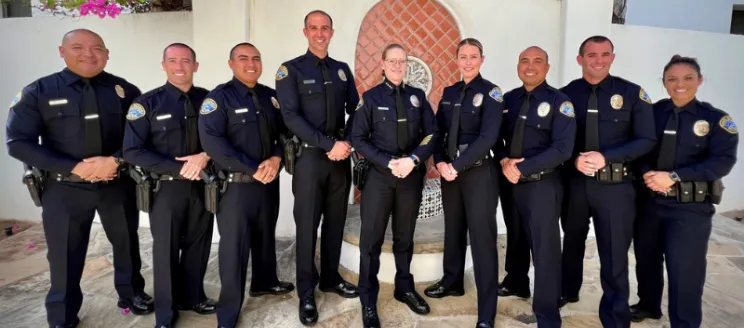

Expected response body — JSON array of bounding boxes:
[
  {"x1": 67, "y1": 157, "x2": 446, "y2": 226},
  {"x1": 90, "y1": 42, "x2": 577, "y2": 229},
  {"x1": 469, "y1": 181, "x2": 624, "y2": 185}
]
[
  {"x1": 0, "y1": 12, "x2": 194, "y2": 222},
  {"x1": 611, "y1": 24, "x2": 744, "y2": 212},
  {"x1": 625, "y1": 0, "x2": 744, "y2": 34}
]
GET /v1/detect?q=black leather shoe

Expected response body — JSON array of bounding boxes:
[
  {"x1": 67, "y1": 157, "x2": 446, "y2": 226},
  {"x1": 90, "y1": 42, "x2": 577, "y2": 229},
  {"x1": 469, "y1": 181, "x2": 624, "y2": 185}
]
[
  {"x1": 394, "y1": 291, "x2": 430, "y2": 315},
  {"x1": 140, "y1": 291, "x2": 153, "y2": 303},
  {"x1": 497, "y1": 285, "x2": 530, "y2": 298},
  {"x1": 178, "y1": 298, "x2": 217, "y2": 314},
  {"x1": 362, "y1": 306, "x2": 380, "y2": 328},
  {"x1": 118, "y1": 294, "x2": 154, "y2": 315},
  {"x1": 298, "y1": 296, "x2": 318, "y2": 326},
  {"x1": 53, "y1": 317, "x2": 80, "y2": 328},
  {"x1": 630, "y1": 303, "x2": 662, "y2": 322},
  {"x1": 249, "y1": 281, "x2": 295, "y2": 297},
  {"x1": 424, "y1": 280, "x2": 464, "y2": 299},
  {"x1": 320, "y1": 281, "x2": 358, "y2": 298},
  {"x1": 558, "y1": 295, "x2": 579, "y2": 308},
  {"x1": 475, "y1": 320, "x2": 494, "y2": 328}
]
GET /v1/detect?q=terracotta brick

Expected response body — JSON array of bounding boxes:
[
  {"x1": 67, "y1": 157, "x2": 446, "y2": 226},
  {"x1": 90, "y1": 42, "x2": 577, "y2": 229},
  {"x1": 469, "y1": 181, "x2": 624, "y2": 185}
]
[{"x1": 399, "y1": 11, "x2": 413, "y2": 24}]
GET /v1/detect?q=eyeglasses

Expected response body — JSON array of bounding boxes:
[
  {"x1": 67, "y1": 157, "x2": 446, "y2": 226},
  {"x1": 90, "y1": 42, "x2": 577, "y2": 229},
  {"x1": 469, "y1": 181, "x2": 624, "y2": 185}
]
[{"x1": 384, "y1": 59, "x2": 408, "y2": 67}]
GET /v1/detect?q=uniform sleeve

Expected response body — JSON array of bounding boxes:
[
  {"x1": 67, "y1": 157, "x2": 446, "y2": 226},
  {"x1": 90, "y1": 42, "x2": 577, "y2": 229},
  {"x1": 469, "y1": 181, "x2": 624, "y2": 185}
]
[
  {"x1": 343, "y1": 63, "x2": 360, "y2": 142},
  {"x1": 350, "y1": 96, "x2": 393, "y2": 168},
  {"x1": 676, "y1": 115, "x2": 738, "y2": 182},
  {"x1": 602, "y1": 87, "x2": 657, "y2": 163},
  {"x1": 495, "y1": 119, "x2": 509, "y2": 162},
  {"x1": 276, "y1": 64, "x2": 336, "y2": 152},
  {"x1": 198, "y1": 94, "x2": 260, "y2": 175},
  {"x1": 122, "y1": 99, "x2": 183, "y2": 174},
  {"x1": 112, "y1": 84, "x2": 142, "y2": 160},
  {"x1": 411, "y1": 94, "x2": 439, "y2": 163},
  {"x1": 451, "y1": 91, "x2": 502, "y2": 171},
  {"x1": 5, "y1": 83, "x2": 80, "y2": 173},
  {"x1": 517, "y1": 99, "x2": 577, "y2": 175},
  {"x1": 271, "y1": 97, "x2": 285, "y2": 158},
  {"x1": 433, "y1": 101, "x2": 447, "y2": 164}
]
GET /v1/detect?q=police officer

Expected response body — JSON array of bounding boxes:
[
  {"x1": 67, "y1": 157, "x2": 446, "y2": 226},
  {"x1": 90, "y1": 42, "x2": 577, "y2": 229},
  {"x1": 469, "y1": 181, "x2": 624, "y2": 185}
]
[
  {"x1": 275, "y1": 10, "x2": 360, "y2": 326},
  {"x1": 122, "y1": 43, "x2": 217, "y2": 328},
  {"x1": 631, "y1": 55, "x2": 738, "y2": 327},
  {"x1": 559, "y1": 35, "x2": 656, "y2": 327},
  {"x1": 351, "y1": 43, "x2": 438, "y2": 328},
  {"x1": 422, "y1": 38, "x2": 502, "y2": 328},
  {"x1": 499, "y1": 46, "x2": 576, "y2": 328},
  {"x1": 197, "y1": 42, "x2": 287, "y2": 328},
  {"x1": 5, "y1": 29, "x2": 152, "y2": 327}
]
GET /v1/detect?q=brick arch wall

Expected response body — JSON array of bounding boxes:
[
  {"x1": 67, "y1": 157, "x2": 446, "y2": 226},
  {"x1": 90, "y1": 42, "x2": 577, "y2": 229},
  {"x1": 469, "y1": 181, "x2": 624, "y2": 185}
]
[{"x1": 352, "y1": 0, "x2": 462, "y2": 202}]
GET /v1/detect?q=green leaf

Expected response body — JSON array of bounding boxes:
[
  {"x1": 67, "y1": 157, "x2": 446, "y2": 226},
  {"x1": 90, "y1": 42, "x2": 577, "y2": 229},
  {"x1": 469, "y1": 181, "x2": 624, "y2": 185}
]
[{"x1": 46, "y1": 0, "x2": 54, "y2": 8}]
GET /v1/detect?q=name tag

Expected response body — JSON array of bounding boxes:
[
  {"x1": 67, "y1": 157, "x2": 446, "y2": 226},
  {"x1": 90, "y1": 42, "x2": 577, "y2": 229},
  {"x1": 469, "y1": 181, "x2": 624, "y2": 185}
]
[
  {"x1": 156, "y1": 114, "x2": 172, "y2": 120},
  {"x1": 441, "y1": 101, "x2": 451, "y2": 105},
  {"x1": 234, "y1": 108, "x2": 248, "y2": 114},
  {"x1": 454, "y1": 104, "x2": 462, "y2": 107},
  {"x1": 48, "y1": 99, "x2": 68, "y2": 106},
  {"x1": 377, "y1": 107, "x2": 389, "y2": 110},
  {"x1": 84, "y1": 114, "x2": 99, "y2": 120},
  {"x1": 303, "y1": 79, "x2": 316, "y2": 84}
]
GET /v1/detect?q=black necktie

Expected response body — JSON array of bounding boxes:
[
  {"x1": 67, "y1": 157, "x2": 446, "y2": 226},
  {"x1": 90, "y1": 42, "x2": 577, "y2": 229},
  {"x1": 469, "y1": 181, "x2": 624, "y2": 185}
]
[
  {"x1": 395, "y1": 85, "x2": 409, "y2": 152},
  {"x1": 81, "y1": 78, "x2": 102, "y2": 157},
  {"x1": 447, "y1": 85, "x2": 469, "y2": 159},
  {"x1": 183, "y1": 93, "x2": 199, "y2": 155},
  {"x1": 585, "y1": 85, "x2": 600, "y2": 151},
  {"x1": 509, "y1": 92, "x2": 531, "y2": 158},
  {"x1": 656, "y1": 107, "x2": 682, "y2": 171},
  {"x1": 319, "y1": 59, "x2": 337, "y2": 137},
  {"x1": 248, "y1": 89, "x2": 273, "y2": 160}
]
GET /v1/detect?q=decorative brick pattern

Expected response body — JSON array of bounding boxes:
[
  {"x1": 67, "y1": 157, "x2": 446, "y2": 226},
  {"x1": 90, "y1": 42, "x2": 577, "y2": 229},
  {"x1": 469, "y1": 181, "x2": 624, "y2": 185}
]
[{"x1": 353, "y1": 0, "x2": 462, "y2": 202}]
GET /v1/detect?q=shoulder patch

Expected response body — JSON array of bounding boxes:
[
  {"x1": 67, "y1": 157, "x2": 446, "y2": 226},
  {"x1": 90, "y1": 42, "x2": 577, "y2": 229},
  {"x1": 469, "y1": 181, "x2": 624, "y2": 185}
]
[
  {"x1": 200, "y1": 98, "x2": 218, "y2": 115},
  {"x1": 275, "y1": 65, "x2": 289, "y2": 81},
  {"x1": 271, "y1": 96, "x2": 280, "y2": 109},
  {"x1": 719, "y1": 115, "x2": 738, "y2": 134},
  {"x1": 126, "y1": 103, "x2": 146, "y2": 121},
  {"x1": 639, "y1": 88, "x2": 652, "y2": 104},
  {"x1": 355, "y1": 98, "x2": 364, "y2": 111},
  {"x1": 9, "y1": 90, "x2": 22, "y2": 108},
  {"x1": 559, "y1": 101, "x2": 575, "y2": 118},
  {"x1": 488, "y1": 87, "x2": 503, "y2": 102}
]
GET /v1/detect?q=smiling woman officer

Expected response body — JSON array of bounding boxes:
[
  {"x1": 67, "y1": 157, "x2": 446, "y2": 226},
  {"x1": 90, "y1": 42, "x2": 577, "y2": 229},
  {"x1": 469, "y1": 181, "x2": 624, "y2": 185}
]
[
  {"x1": 631, "y1": 55, "x2": 738, "y2": 327},
  {"x1": 350, "y1": 43, "x2": 438, "y2": 328}
]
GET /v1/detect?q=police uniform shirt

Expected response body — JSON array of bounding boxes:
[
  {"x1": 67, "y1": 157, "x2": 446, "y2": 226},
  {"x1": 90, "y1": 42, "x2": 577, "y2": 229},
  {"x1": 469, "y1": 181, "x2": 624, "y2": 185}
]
[
  {"x1": 275, "y1": 50, "x2": 359, "y2": 151},
  {"x1": 434, "y1": 73, "x2": 504, "y2": 172},
  {"x1": 6, "y1": 68, "x2": 141, "y2": 174},
  {"x1": 499, "y1": 81, "x2": 577, "y2": 175},
  {"x1": 560, "y1": 75, "x2": 656, "y2": 164},
  {"x1": 122, "y1": 82, "x2": 209, "y2": 174},
  {"x1": 350, "y1": 80, "x2": 437, "y2": 168},
  {"x1": 640, "y1": 98, "x2": 738, "y2": 181},
  {"x1": 197, "y1": 78, "x2": 284, "y2": 175}
]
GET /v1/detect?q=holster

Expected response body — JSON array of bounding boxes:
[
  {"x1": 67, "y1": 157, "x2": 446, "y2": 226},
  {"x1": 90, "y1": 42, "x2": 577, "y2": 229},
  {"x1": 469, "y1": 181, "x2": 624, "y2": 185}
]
[
  {"x1": 280, "y1": 134, "x2": 300, "y2": 175},
  {"x1": 351, "y1": 152, "x2": 371, "y2": 190},
  {"x1": 200, "y1": 169, "x2": 224, "y2": 214},
  {"x1": 22, "y1": 165, "x2": 44, "y2": 207},
  {"x1": 129, "y1": 167, "x2": 153, "y2": 213},
  {"x1": 596, "y1": 163, "x2": 628, "y2": 183}
]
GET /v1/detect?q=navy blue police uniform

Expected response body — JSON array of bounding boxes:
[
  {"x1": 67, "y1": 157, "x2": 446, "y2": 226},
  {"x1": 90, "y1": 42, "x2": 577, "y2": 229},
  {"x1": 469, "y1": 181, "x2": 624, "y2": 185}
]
[
  {"x1": 5, "y1": 68, "x2": 151, "y2": 327},
  {"x1": 351, "y1": 79, "x2": 438, "y2": 315},
  {"x1": 559, "y1": 75, "x2": 656, "y2": 327},
  {"x1": 423, "y1": 73, "x2": 502, "y2": 327},
  {"x1": 632, "y1": 98, "x2": 738, "y2": 327},
  {"x1": 498, "y1": 81, "x2": 577, "y2": 328},
  {"x1": 197, "y1": 78, "x2": 286, "y2": 328},
  {"x1": 275, "y1": 50, "x2": 360, "y2": 311},
  {"x1": 122, "y1": 81, "x2": 214, "y2": 326}
]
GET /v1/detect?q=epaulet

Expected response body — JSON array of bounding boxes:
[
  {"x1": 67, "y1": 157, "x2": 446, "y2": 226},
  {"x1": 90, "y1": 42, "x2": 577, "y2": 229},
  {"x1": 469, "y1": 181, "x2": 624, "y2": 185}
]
[
  {"x1": 138, "y1": 86, "x2": 165, "y2": 100},
  {"x1": 699, "y1": 101, "x2": 725, "y2": 115}
]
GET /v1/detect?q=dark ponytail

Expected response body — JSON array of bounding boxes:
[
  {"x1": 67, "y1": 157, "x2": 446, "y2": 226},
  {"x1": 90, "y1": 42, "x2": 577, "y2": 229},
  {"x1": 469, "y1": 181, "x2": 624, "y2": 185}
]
[{"x1": 663, "y1": 54, "x2": 701, "y2": 77}]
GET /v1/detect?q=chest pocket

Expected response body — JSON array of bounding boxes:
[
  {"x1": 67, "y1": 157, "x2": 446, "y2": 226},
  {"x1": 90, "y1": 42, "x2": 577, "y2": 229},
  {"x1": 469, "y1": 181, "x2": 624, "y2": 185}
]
[
  {"x1": 372, "y1": 107, "x2": 396, "y2": 126},
  {"x1": 679, "y1": 120, "x2": 710, "y2": 150},
  {"x1": 526, "y1": 112, "x2": 552, "y2": 131},
  {"x1": 228, "y1": 109, "x2": 257, "y2": 133},
  {"x1": 298, "y1": 82, "x2": 324, "y2": 101},
  {"x1": 599, "y1": 107, "x2": 631, "y2": 124},
  {"x1": 42, "y1": 99, "x2": 80, "y2": 138},
  {"x1": 151, "y1": 116, "x2": 182, "y2": 134}
]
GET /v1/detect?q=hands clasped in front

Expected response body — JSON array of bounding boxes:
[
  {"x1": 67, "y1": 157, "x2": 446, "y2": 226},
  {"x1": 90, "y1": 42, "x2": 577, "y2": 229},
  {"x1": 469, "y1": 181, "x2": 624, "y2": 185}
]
[
  {"x1": 436, "y1": 162, "x2": 458, "y2": 182},
  {"x1": 253, "y1": 156, "x2": 282, "y2": 184},
  {"x1": 71, "y1": 156, "x2": 119, "y2": 182},
  {"x1": 327, "y1": 141, "x2": 352, "y2": 161},
  {"x1": 389, "y1": 157, "x2": 416, "y2": 179}
]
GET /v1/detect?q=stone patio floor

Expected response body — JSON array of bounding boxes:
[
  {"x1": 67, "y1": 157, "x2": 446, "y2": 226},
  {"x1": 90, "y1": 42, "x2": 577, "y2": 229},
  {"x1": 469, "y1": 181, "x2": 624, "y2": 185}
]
[{"x1": 2, "y1": 215, "x2": 744, "y2": 328}]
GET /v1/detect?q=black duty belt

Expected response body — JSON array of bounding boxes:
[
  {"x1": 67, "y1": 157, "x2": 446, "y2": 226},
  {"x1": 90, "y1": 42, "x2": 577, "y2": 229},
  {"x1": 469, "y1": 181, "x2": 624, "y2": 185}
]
[
  {"x1": 519, "y1": 168, "x2": 556, "y2": 183},
  {"x1": 155, "y1": 174, "x2": 190, "y2": 181},
  {"x1": 225, "y1": 172, "x2": 256, "y2": 183},
  {"x1": 655, "y1": 181, "x2": 711, "y2": 203},
  {"x1": 594, "y1": 163, "x2": 630, "y2": 183},
  {"x1": 50, "y1": 167, "x2": 127, "y2": 183}
]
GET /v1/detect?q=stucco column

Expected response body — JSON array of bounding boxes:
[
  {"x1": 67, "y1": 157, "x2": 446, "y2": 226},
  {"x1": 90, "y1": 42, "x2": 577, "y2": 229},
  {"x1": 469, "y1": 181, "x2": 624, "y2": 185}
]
[
  {"x1": 191, "y1": 0, "x2": 252, "y2": 89},
  {"x1": 558, "y1": 0, "x2": 615, "y2": 86}
]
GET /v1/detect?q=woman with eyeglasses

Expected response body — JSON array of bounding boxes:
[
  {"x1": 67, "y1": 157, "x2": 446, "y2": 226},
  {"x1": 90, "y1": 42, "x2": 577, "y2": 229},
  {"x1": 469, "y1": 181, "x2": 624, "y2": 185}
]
[
  {"x1": 423, "y1": 38, "x2": 504, "y2": 328},
  {"x1": 350, "y1": 43, "x2": 439, "y2": 328}
]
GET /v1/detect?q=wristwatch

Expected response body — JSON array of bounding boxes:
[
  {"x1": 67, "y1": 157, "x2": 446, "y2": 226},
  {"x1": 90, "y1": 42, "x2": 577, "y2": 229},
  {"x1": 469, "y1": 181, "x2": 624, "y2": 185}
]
[
  {"x1": 114, "y1": 156, "x2": 125, "y2": 166},
  {"x1": 409, "y1": 155, "x2": 419, "y2": 166},
  {"x1": 669, "y1": 171, "x2": 681, "y2": 182}
]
